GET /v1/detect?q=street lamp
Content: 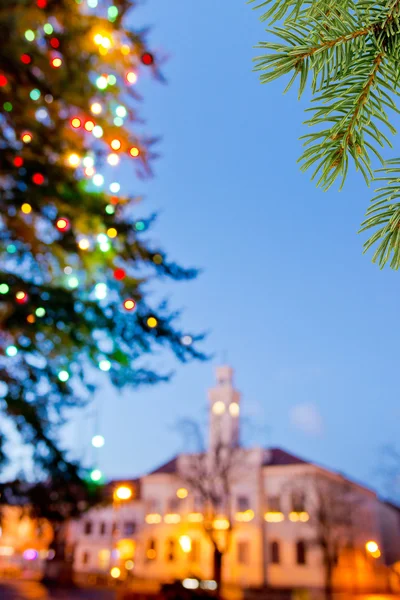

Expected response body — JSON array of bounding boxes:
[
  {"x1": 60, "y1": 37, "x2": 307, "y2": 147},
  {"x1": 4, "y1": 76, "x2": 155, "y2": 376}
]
[
  {"x1": 114, "y1": 485, "x2": 133, "y2": 501},
  {"x1": 179, "y1": 535, "x2": 192, "y2": 554},
  {"x1": 365, "y1": 540, "x2": 381, "y2": 558},
  {"x1": 110, "y1": 484, "x2": 134, "y2": 574}
]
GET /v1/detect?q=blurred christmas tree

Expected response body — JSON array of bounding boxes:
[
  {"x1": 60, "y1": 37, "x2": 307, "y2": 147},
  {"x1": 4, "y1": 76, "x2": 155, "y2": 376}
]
[{"x1": 0, "y1": 0, "x2": 204, "y2": 483}]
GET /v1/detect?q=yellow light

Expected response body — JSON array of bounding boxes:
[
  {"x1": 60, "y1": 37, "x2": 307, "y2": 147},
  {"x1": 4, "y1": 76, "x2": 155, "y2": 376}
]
[
  {"x1": 212, "y1": 401, "x2": 225, "y2": 415},
  {"x1": 176, "y1": 487, "x2": 188, "y2": 499},
  {"x1": 22, "y1": 133, "x2": 32, "y2": 143},
  {"x1": 114, "y1": 485, "x2": 133, "y2": 501},
  {"x1": 147, "y1": 317, "x2": 158, "y2": 328},
  {"x1": 91, "y1": 102, "x2": 102, "y2": 115},
  {"x1": 99, "y1": 46, "x2": 108, "y2": 56},
  {"x1": 229, "y1": 402, "x2": 240, "y2": 417},
  {"x1": 52, "y1": 57, "x2": 62, "y2": 68},
  {"x1": 179, "y1": 535, "x2": 192, "y2": 554},
  {"x1": 110, "y1": 567, "x2": 121, "y2": 579},
  {"x1": 146, "y1": 549, "x2": 156, "y2": 560},
  {"x1": 213, "y1": 517, "x2": 230, "y2": 530},
  {"x1": 111, "y1": 139, "x2": 121, "y2": 151},
  {"x1": 117, "y1": 539, "x2": 135, "y2": 559},
  {"x1": 264, "y1": 512, "x2": 285, "y2": 523},
  {"x1": 129, "y1": 146, "x2": 140, "y2": 157},
  {"x1": 125, "y1": 560, "x2": 134, "y2": 570},
  {"x1": 145, "y1": 513, "x2": 162, "y2": 524},
  {"x1": 164, "y1": 513, "x2": 181, "y2": 524},
  {"x1": 366, "y1": 541, "x2": 379, "y2": 554},
  {"x1": 21, "y1": 203, "x2": 32, "y2": 214},
  {"x1": 94, "y1": 34, "x2": 104, "y2": 45},
  {"x1": 235, "y1": 509, "x2": 254, "y2": 522},
  {"x1": 126, "y1": 71, "x2": 137, "y2": 84},
  {"x1": 100, "y1": 37, "x2": 111, "y2": 49},
  {"x1": 121, "y1": 44, "x2": 130, "y2": 55},
  {"x1": 299, "y1": 512, "x2": 309, "y2": 522},
  {"x1": 107, "y1": 153, "x2": 120, "y2": 166},
  {"x1": 188, "y1": 512, "x2": 204, "y2": 523},
  {"x1": 289, "y1": 512, "x2": 300, "y2": 522},
  {"x1": 68, "y1": 153, "x2": 81, "y2": 167},
  {"x1": 107, "y1": 227, "x2": 117, "y2": 239}
]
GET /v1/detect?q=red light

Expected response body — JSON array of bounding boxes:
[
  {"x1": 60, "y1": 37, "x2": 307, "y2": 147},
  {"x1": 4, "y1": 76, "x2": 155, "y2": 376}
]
[
  {"x1": 123, "y1": 299, "x2": 136, "y2": 311},
  {"x1": 84, "y1": 120, "x2": 95, "y2": 132},
  {"x1": 110, "y1": 196, "x2": 119, "y2": 205},
  {"x1": 71, "y1": 117, "x2": 81, "y2": 129},
  {"x1": 141, "y1": 52, "x2": 154, "y2": 66},
  {"x1": 0, "y1": 74, "x2": 8, "y2": 87},
  {"x1": 50, "y1": 38, "x2": 60, "y2": 49},
  {"x1": 32, "y1": 173, "x2": 44, "y2": 185},
  {"x1": 21, "y1": 54, "x2": 31, "y2": 65},
  {"x1": 56, "y1": 218, "x2": 70, "y2": 232},
  {"x1": 113, "y1": 268, "x2": 126, "y2": 281},
  {"x1": 37, "y1": 0, "x2": 47, "y2": 7},
  {"x1": 14, "y1": 157, "x2": 23, "y2": 167},
  {"x1": 15, "y1": 291, "x2": 28, "y2": 304}
]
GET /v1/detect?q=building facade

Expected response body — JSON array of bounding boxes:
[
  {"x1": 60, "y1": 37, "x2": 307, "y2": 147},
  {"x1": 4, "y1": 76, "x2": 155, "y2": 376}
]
[{"x1": 70, "y1": 366, "x2": 400, "y2": 592}]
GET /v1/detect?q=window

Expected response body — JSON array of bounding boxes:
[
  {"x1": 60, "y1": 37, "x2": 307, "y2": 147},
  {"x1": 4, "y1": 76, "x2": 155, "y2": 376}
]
[
  {"x1": 82, "y1": 551, "x2": 90, "y2": 565},
  {"x1": 167, "y1": 498, "x2": 179, "y2": 513},
  {"x1": 83, "y1": 521, "x2": 92, "y2": 535},
  {"x1": 146, "y1": 538, "x2": 157, "y2": 561},
  {"x1": 124, "y1": 521, "x2": 136, "y2": 536},
  {"x1": 237, "y1": 541, "x2": 250, "y2": 565},
  {"x1": 292, "y1": 492, "x2": 305, "y2": 513},
  {"x1": 148, "y1": 498, "x2": 160, "y2": 513},
  {"x1": 99, "y1": 522, "x2": 106, "y2": 535},
  {"x1": 190, "y1": 539, "x2": 200, "y2": 563},
  {"x1": 267, "y1": 496, "x2": 281, "y2": 512},
  {"x1": 237, "y1": 496, "x2": 250, "y2": 511},
  {"x1": 296, "y1": 540, "x2": 307, "y2": 565},
  {"x1": 98, "y1": 549, "x2": 110, "y2": 569},
  {"x1": 270, "y1": 541, "x2": 280, "y2": 564},
  {"x1": 165, "y1": 538, "x2": 176, "y2": 562}
]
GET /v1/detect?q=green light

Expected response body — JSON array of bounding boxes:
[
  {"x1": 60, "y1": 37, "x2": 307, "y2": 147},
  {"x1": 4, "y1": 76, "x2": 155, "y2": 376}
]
[
  {"x1": 99, "y1": 242, "x2": 111, "y2": 253},
  {"x1": 30, "y1": 89, "x2": 41, "y2": 101},
  {"x1": 116, "y1": 105, "x2": 127, "y2": 118},
  {"x1": 58, "y1": 370, "x2": 69, "y2": 382},
  {"x1": 0, "y1": 284, "x2": 9, "y2": 294},
  {"x1": 25, "y1": 30, "x2": 35, "y2": 42},
  {"x1": 105, "y1": 205, "x2": 115, "y2": 215},
  {"x1": 135, "y1": 221, "x2": 145, "y2": 231},
  {"x1": 3, "y1": 102, "x2": 12, "y2": 112},
  {"x1": 68, "y1": 276, "x2": 79, "y2": 289},
  {"x1": 107, "y1": 74, "x2": 116, "y2": 86},
  {"x1": 90, "y1": 468, "x2": 102, "y2": 482},
  {"x1": 113, "y1": 117, "x2": 123, "y2": 127},
  {"x1": 7, "y1": 244, "x2": 16, "y2": 254},
  {"x1": 43, "y1": 23, "x2": 53, "y2": 35},
  {"x1": 96, "y1": 76, "x2": 108, "y2": 90},
  {"x1": 35, "y1": 307, "x2": 46, "y2": 317},
  {"x1": 87, "y1": 0, "x2": 98, "y2": 6},
  {"x1": 99, "y1": 359, "x2": 111, "y2": 372},
  {"x1": 108, "y1": 6, "x2": 118, "y2": 21},
  {"x1": 6, "y1": 345, "x2": 18, "y2": 357}
]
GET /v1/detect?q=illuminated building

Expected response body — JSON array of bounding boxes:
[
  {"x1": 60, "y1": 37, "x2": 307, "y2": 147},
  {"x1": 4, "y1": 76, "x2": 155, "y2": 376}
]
[{"x1": 70, "y1": 366, "x2": 400, "y2": 593}]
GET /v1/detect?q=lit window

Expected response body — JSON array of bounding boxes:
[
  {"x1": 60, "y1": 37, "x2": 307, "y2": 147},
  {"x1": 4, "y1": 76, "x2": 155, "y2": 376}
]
[
  {"x1": 270, "y1": 541, "x2": 280, "y2": 564},
  {"x1": 237, "y1": 541, "x2": 250, "y2": 565}
]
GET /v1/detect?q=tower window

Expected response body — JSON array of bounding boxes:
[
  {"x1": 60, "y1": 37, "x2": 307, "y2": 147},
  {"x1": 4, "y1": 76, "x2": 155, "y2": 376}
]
[
  {"x1": 296, "y1": 540, "x2": 307, "y2": 565},
  {"x1": 270, "y1": 541, "x2": 280, "y2": 564}
]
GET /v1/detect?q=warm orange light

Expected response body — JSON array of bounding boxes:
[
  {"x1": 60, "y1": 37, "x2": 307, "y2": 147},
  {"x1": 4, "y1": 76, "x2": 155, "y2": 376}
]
[
  {"x1": 110, "y1": 567, "x2": 120, "y2": 579},
  {"x1": 212, "y1": 401, "x2": 225, "y2": 415},
  {"x1": 188, "y1": 512, "x2": 204, "y2": 523},
  {"x1": 123, "y1": 299, "x2": 136, "y2": 311},
  {"x1": 145, "y1": 514, "x2": 161, "y2": 524},
  {"x1": 176, "y1": 487, "x2": 188, "y2": 499},
  {"x1": 93, "y1": 33, "x2": 104, "y2": 45},
  {"x1": 164, "y1": 513, "x2": 181, "y2": 524},
  {"x1": 129, "y1": 146, "x2": 140, "y2": 157},
  {"x1": 21, "y1": 203, "x2": 32, "y2": 214},
  {"x1": 229, "y1": 402, "x2": 240, "y2": 417},
  {"x1": 366, "y1": 541, "x2": 379, "y2": 554},
  {"x1": 235, "y1": 509, "x2": 254, "y2": 522},
  {"x1": 111, "y1": 139, "x2": 121, "y2": 151},
  {"x1": 56, "y1": 218, "x2": 69, "y2": 231},
  {"x1": 84, "y1": 120, "x2": 95, "y2": 132},
  {"x1": 85, "y1": 167, "x2": 95, "y2": 177},
  {"x1": 264, "y1": 511, "x2": 285, "y2": 523},
  {"x1": 146, "y1": 549, "x2": 156, "y2": 560},
  {"x1": 107, "y1": 227, "x2": 117, "y2": 238},
  {"x1": 299, "y1": 512, "x2": 310, "y2": 522},
  {"x1": 289, "y1": 512, "x2": 300, "y2": 522},
  {"x1": 147, "y1": 317, "x2": 158, "y2": 328},
  {"x1": 121, "y1": 44, "x2": 130, "y2": 55},
  {"x1": 78, "y1": 239, "x2": 90, "y2": 250},
  {"x1": 22, "y1": 132, "x2": 32, "y2": 143},
  {"x1": 51, "y1": 57, "x2": 62, "y2": 68},
  {"x1": 213, "y1": 517, "x2": 230, "y2": 530},
  {"x1": 27, "y1": 314, "x2": 35, "y2": 323},
  {"x1": 68, "y1": 153, "x2": 81, "y2": 167},
  {"x1": 71, "y1": 117, "x2": 81, "y2": 129},
  {"x1": 91, "y1": 102, "x2": 102, "y2": 115},
  {"x1": 179, "y1": 535, "x2": 192, "y2": 553},
  {"x1": 114, "y1": 485, "x2": 132, "y2": 501}
]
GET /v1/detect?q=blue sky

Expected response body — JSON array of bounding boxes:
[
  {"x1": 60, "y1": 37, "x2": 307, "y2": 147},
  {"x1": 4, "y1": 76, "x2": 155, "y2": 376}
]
[{"x1": 73, "y1": 0, "x2": 400, "y2": 495}]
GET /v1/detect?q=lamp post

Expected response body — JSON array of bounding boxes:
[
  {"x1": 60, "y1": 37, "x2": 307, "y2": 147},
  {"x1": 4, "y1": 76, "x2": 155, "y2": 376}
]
[
  {"x1": 109, "y1": 485, "x2": 133, "y2": 578},
  {"x1": 365, "y1": 540, "x2": 392, "y2": 593}
]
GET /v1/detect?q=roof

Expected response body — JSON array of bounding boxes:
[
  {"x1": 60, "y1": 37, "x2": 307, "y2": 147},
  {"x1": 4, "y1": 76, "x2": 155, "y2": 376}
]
[
  {"x1": 148, "y1": 456, "x2": 179, "y2": 475},
  {"x1": 263, "y1": 447, "x2": 309, "y2": 467}
]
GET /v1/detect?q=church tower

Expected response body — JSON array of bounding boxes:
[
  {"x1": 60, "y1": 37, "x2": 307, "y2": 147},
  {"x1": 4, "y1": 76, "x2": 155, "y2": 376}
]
[{"x1": 208, "y1": 365, "x2": 241, "y2": 449}]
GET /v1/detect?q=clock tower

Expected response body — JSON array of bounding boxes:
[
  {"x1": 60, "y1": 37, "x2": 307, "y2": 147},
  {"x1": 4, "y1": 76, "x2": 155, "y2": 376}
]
[{"x1": 208, "y1": 365, "x2": 241, "y2": 450}]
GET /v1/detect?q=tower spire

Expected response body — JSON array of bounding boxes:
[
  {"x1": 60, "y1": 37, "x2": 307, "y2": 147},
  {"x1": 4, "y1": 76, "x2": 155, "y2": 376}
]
[{"x1": 208, "y1": 365, "x2": 240, "y2": 450}]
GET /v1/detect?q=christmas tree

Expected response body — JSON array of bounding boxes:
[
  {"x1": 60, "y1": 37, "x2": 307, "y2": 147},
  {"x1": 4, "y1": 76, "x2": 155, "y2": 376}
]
[{"x1": 0, "y1": 0, "x2": 204, "y2": 485}]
